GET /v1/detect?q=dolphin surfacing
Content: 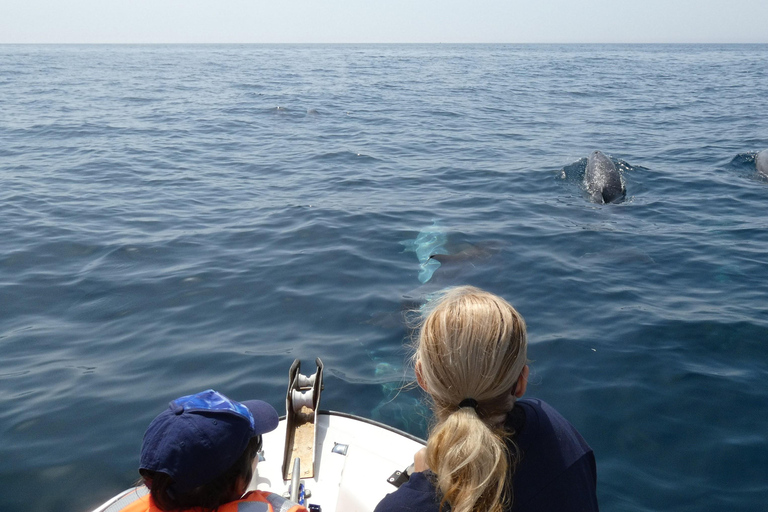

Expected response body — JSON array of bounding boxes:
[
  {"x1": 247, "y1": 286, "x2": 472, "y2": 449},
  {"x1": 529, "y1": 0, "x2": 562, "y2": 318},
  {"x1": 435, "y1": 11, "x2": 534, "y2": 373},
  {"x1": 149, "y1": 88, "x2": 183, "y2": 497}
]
[
  {"x1": 585, "y1": 151, "x2": 625, "y2": 204},
  {"x1": 757, "y1": 150, "x2": 768, "y2": 177}
]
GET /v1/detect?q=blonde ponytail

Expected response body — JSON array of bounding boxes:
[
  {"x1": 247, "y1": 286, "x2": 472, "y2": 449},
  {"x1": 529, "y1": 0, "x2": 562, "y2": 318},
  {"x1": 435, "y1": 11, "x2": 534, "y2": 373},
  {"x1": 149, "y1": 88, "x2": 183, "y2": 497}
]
[
  {"x1": 415, "y1": 286, "x2": 527, "y2": 512},
  {"x1": 427, "y1": 408, "x2": 509, "y2": 512}
]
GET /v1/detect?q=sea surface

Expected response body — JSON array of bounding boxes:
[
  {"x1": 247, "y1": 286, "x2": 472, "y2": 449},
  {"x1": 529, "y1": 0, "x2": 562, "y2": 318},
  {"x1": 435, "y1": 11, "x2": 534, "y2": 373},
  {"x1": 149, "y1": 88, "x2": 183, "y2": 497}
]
[{"x1": 1, "y1": 44, "x2": 767, "y2": 512}]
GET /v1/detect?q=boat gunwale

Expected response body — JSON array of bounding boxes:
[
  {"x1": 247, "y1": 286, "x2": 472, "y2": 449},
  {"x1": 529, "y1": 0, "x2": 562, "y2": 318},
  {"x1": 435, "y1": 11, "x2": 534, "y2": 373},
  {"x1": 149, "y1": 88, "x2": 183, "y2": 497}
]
[{"x1": 309, "y1": 410, "x2": 426, "y2": 445}]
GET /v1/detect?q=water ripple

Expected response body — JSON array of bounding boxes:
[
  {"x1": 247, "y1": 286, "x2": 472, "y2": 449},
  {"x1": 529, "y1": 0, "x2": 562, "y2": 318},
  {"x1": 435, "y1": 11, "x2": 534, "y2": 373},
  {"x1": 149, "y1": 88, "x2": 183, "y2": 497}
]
[{"x1": 1, "y1": 44, "x2": 768, "y2": 512}]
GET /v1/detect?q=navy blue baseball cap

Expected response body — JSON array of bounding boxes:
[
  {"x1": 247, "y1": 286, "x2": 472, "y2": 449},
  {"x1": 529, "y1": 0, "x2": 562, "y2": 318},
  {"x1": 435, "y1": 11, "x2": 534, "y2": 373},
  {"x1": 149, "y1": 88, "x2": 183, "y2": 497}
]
[{"x1": 139, "y1": 389, "x2": 279, "y2": 493}]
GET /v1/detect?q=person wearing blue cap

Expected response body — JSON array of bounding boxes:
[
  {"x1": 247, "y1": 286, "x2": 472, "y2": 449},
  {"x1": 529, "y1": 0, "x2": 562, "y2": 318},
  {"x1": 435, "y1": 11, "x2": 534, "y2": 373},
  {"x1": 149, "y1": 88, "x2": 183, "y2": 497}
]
[{"x1": 116, "y1": 389, "x2": 306, "y2": 512}]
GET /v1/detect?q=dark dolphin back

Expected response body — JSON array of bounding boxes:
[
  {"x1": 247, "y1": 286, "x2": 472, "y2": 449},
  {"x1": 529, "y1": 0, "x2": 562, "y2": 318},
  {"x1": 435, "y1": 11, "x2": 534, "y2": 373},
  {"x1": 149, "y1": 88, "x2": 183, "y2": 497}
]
[
  {"x1": 585, "y1": 151, "x2": 625, "y2": 204},
  {"x1": 757, "y1": 150, "x2": 768, "y2": 177}
]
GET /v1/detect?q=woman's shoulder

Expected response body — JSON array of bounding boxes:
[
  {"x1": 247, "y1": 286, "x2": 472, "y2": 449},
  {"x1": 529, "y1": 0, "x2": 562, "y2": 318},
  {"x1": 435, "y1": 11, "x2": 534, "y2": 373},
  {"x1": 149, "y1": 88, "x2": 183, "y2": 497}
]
[
  {"x1": 513, "y1": 398, "x2": 585, "y2": 437},
  {"x1": 511, "y1": 398, "x2": 592, "y2": 460},
  {"x1": 507, "y1": 398, "x2": 598, "y2": 511},
  {"x1": 514, "y1": 397, "x2": 566, "y2": 421}
]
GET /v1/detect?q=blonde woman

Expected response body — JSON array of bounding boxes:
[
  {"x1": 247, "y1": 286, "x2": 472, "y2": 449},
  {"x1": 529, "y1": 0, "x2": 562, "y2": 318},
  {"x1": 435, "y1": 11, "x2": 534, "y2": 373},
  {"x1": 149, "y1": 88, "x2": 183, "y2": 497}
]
[{"x1": 375, "y1": 286, "x2": 598, "y2": 512}]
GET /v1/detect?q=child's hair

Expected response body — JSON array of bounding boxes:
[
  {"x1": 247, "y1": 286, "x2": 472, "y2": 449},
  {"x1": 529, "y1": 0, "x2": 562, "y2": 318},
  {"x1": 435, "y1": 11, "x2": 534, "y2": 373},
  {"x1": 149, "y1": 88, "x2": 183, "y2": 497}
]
[
  {"x1": 415, "y1": 286, "x2": 528, "y2": 512},
  {"x1": 140, "y1": 435, "x2": 261, "y2": 511}
]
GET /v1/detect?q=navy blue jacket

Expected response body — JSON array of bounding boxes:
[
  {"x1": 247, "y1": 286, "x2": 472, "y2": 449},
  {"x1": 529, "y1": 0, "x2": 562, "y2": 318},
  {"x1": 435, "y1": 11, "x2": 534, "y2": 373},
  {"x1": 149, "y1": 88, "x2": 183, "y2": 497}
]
[{"x1": 375, "y1": 398, "x2": 598, "y2": 512}]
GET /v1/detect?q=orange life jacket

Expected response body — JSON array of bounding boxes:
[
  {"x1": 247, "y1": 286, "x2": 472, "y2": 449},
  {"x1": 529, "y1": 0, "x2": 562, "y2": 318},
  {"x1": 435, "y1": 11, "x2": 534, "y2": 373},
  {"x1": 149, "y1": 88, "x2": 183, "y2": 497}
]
[{"x1": 111, "y1": 487, "x2": 307, "y2": 512}]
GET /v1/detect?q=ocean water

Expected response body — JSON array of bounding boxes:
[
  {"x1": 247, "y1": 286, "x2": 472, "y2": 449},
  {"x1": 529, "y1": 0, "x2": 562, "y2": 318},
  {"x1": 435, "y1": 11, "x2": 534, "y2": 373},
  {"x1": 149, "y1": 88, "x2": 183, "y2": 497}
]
[{"x1": 1, "y1": 44, "x2": 767, "y2": 512}]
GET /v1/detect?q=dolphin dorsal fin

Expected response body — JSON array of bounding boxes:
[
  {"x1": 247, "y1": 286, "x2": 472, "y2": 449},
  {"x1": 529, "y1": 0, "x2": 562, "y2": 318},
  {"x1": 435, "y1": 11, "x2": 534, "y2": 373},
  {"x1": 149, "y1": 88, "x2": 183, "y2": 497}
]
[{"x1": 428, "y1": 254, "x2": 450, "y2": 264}]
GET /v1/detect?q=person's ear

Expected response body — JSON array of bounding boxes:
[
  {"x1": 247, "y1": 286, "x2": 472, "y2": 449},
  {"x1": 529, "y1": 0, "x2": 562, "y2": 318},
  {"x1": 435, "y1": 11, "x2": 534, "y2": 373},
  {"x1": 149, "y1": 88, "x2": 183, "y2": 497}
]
[
  {"x1": 514, "y1": 365, "x2": 529, "y2": 398},
  {"x1": 415, "y1": 360, "x2": 428, "y2": 392}
]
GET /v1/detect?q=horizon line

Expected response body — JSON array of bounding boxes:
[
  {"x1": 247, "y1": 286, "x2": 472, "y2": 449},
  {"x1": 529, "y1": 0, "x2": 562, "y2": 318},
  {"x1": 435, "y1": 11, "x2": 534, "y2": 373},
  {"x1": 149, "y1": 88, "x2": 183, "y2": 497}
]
[{"x1": 2, "y1": 41, "x2": 768, "y2": 45}]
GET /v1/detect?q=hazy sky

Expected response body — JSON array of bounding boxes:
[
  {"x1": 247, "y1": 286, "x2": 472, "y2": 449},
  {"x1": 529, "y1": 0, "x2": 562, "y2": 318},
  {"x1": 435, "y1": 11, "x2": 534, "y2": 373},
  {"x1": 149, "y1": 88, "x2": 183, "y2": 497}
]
[{"x1": 2, "y1": 0, "x2": 767, "y2": 44}]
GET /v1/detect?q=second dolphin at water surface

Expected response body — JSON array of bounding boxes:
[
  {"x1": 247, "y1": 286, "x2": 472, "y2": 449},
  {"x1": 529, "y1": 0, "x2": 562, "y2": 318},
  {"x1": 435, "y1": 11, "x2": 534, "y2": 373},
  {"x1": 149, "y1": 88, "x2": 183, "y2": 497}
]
[
  {"x1": 585, "y1": 150, "x2": 626, "y2": 204},
  {"x1": 757, "y1": 150, "x2": 768, "y2": 177}
]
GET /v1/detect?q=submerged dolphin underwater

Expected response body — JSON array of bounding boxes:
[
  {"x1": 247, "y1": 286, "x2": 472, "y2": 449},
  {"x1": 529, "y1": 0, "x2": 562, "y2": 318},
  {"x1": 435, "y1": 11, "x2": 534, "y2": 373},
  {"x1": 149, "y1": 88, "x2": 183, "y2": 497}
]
[
  {"x1": 401, "y1": 224, "x2": 500, "y2": 286},
  {"x1": 400, "y1": 223, "x2": 449, "y2": 283},
  {"x1": 584, "y1": 150, "x2": 626, "y2": 204}
]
